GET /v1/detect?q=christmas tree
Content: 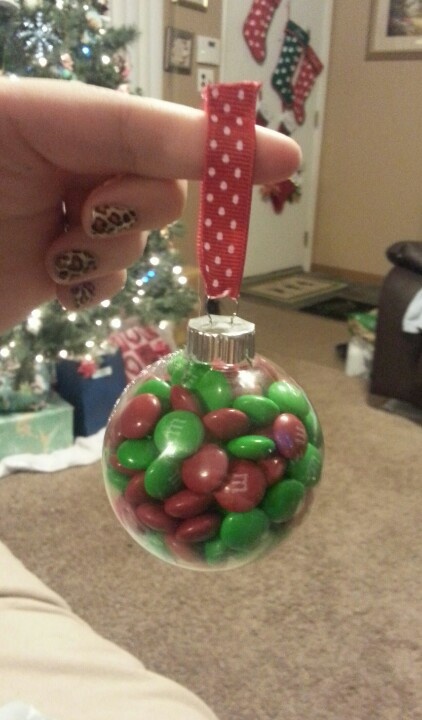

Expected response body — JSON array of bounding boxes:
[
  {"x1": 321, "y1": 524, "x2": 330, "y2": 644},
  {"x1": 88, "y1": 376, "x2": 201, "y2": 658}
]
[
  {"x1": 0, "y1": 0, "x2": 140, "y2": 90},
  {"x1": 0, "y1": 1, "x2": 197, "y2": 405}
]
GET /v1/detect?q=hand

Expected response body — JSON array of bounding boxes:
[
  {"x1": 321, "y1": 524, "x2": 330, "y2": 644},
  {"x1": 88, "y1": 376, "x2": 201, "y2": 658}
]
[{"x1": 0, "y1": 78, "x2": 301, "y2": 333}]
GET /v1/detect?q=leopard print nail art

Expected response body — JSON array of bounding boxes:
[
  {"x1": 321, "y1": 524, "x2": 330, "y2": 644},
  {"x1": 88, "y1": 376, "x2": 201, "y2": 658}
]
[
  {"x1": 54, "y1": 250, "x2": 97, "y2": 281},
  {"x1": 70, "y1": 281, "x2": 96, "y2": 308},
  {"x1": 91, "y1": 205, "x2": 137, "y2": 236}
]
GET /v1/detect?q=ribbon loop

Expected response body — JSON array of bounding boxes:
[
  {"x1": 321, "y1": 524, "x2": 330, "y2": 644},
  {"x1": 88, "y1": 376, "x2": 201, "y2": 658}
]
[{"x1": 197, "y1": 82, "x2": 260, "y2": 300}]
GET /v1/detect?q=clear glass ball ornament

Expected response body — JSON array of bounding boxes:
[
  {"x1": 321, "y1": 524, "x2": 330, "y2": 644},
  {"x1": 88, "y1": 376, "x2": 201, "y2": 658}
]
[{"x1": 103, "y1": 315, "x2": 323, "y2": 571}]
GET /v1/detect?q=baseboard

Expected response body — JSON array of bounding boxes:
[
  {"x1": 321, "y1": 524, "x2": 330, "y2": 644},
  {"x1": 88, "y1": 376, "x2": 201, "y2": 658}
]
[{"x1": 311, "y1": 264, "x2": 383, "y2": 286}]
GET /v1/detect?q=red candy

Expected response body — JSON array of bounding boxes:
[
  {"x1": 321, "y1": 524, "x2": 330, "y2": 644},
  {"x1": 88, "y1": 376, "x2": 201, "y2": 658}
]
[
  {"x1": 164, "y1": 489, "x2": 214, "y2": 518},
  {"x1": 120, "y1": 394, "x2": 162, "y2": 439},
  {"x1": 273, "y1": 413, "x2": 308, "y2": 460},
  {"x1": 202, "y1": 408, "x2": 250, "y2": 440},
  {"x1": 170, "y1": 385, "x2": 203, "y2": 416},
  {"x1": 182, "y1": 443, "x2": 229, "y2": 493},
  {"x1": 165, "y1": 534, "x2": 201, "y2": 563},
  {"x1": 258, "y1": 455, "x2": 287, "y2": 486},
  {"x1": 135, "y1": 502, "x2": 179, "y2": 534},
  {"x1": 123, "y1": 472, "x2": 149, "y2": 507},
  {"x1": 214, "y1": 460, "x2": 267, "y2": 512},
  {"x1": 108, "y1": 453, "x2": 134, "y2": 476},
  {"x1": 175, "y1": 513, "x2": 221, "y2": 543}
]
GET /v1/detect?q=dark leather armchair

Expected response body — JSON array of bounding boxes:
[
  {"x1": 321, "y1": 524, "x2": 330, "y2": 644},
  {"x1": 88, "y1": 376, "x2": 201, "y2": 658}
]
[{"x1": 370, "y1": 241, "x2": 422, "y2": 409}]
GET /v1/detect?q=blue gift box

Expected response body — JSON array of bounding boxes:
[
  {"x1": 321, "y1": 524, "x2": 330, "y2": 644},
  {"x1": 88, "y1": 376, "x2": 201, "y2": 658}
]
[{"x1": 56, "y1": 350, "x2": 127, "y2": 437}]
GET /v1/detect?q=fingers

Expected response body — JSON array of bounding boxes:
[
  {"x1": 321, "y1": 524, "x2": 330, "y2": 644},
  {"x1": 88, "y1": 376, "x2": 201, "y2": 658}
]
[
  {"x1": 1, "y1": 78, "x2": 301, "y2": 184},
  {"x1": 45, "y1": 220, "x2": 145, "y2": 311},
  {"x1": 55, "y1": 270, "x2": 127, "y2": 311},
  {"x1": 47, "y1": 173, "x2": 186, "y2": 310},
  {"x1": 45, "y1": 227, "x2": 146, "y2": 285},
  {"x1": 81, "y1": 176, "x2": 187, "y2": 237}
]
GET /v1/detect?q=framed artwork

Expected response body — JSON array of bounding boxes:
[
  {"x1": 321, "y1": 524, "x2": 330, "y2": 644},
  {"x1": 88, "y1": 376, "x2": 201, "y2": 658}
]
[
  {"x1": 171, "y1": 0, "x2": 208, "y2": 10},
  {"x1": 368, "y1": 0, "x2": 422, "y2": 59},
  {"x1": 164, "y1": 26, "x2": 194, "y2": 74}
]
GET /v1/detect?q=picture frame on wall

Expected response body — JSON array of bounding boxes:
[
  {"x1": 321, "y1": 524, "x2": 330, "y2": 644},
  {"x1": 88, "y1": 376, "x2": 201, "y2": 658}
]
[
  {"x1": 164, "y1": 26, "x2": 194, "y2": 74},
  {"x1": 171, "y1": 0, "x2": 208, "y2": 10},
  {"x1": 368, "y1": 0, "x2": 422, "y2": 59}
]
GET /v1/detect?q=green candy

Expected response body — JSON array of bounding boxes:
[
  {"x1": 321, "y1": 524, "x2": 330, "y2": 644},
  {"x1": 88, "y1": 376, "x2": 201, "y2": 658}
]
[
  {"x1": 136, "y1": 378, "x2": 171, "y2": 410},
  {"x1": 144, "y1": 456, "x2": 182, "y2": 499},
  {"x1": 226, "y1": 435, "x2": 275, "y2": 460},
  {"x1": 233, "y1": 394, "x2": 279, "y2": 426},
  {"x1": 105, "y1": 466, "x2": 130, "y2": 493},
  {"x1": 221, "y1": 509, "x2": 270, "y2": 551},
  {"x1": 167, "y1": 354, "x2": 188, "y2": 385},
  {"x1": 195, "y1": 369, "x2": 233, "y2": 411},
  {"x1": 267, "y1": 380, "x2": 310, "y2": 420},
  {"x1": 116, "y1": 437, "x2": 159, "y2": 470},
  {"x1": 288, "y1": 443, "x2": 322, "y2": 487},
  {"x1": 167, "y1": 355, "x2": 209, "y2": 389},
  {"x1": 303, "y1": 408, "x2": 323, "y2": 448},
  {"x1": 144, "y1": 531, "x2": 172, "y2": 560},
  {"x1": 153, "y1": 410, "x2": 204, "y2": 458},
  {"x1": 204, "y1": 537, "x2": 229, "y2": 565},
  {"x1": 261, "y1": 479, "x2": 305, "y2": 522}
]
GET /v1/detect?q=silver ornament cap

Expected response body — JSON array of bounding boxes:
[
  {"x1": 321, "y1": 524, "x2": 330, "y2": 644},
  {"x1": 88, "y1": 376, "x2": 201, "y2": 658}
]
[{"x1": 187, "y1": 314, "x2": 255, "y2": 365}]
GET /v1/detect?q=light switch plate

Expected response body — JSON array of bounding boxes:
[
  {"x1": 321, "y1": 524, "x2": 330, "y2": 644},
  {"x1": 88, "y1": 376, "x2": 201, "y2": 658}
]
[
  {"x1": 197, "y1": 67, "x2": 215, "y2": 92},
  {"x1": 196, "y1": 35, "x2": 220, "y2": 66}
]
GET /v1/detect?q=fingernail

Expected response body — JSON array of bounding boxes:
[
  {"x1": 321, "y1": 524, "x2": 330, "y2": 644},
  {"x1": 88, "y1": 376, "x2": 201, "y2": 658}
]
[
  {"x1": 91, "y1": 204, "x2": 137, "y2": 236},
  {"x1": 70, "y1": 281, "x2": 96, "y2": 308},
  {"x1": 53, "y1": 250, "x2": 98, "y2": 282}
]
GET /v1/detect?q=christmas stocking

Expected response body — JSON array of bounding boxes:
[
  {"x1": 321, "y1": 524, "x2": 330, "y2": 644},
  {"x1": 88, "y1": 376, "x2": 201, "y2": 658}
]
[
  {"x1": 271, "y1": 19, "x2": 309, "y2": 109},
  {"x1": 243, "y1": 0, "x2": 283, "y2": 64},
  {"x1": 260, "y1": 178, "x2": 300, "y2": 214},
  {"x1": 293, "y1": 45, "x2": 324, "y2": 125},
  {"x1": 277, "y1": 109, "x2": 298, "y2": 136}
]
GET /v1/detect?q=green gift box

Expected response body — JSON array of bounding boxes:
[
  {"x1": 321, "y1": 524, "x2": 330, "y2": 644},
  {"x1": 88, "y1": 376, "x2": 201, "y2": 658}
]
[{"x1": 0, "y1": 392, "x2": 74, "y2": 461}]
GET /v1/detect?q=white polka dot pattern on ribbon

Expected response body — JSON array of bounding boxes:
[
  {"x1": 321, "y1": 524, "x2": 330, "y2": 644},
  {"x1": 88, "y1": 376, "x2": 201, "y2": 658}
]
[{"x1": 197, "y1": 82, "x2": 260, "y2": 300}]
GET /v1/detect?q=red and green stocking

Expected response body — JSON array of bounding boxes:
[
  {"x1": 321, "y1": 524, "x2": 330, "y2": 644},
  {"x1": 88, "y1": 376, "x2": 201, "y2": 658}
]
[
  {"x1": 243, "y1": 0, "x2": 283, "y2": 64},
  {"x1": 271, "y1": 19, "x2": 309, "y2": 110},
  {"x1": 292, "y1": 45, "x2": 324, "y2": 125}
]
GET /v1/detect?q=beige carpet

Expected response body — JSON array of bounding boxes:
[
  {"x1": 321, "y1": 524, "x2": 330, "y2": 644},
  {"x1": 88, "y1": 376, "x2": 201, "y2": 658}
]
[{"x1": 0, "y1": 306, "x2": 421, "y2": 720}]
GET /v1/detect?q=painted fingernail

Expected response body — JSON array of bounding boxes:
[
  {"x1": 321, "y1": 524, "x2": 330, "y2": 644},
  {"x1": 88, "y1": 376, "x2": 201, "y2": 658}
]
[
  {"x1": 53, "y1": 250, "x2": 98, "y2": 282},
  {"x1": 70, "y1": 281, "x2": 96, "y2": 308},
  {"x1": 91, "y1": 204, "x2": 137, "y2": 236}
]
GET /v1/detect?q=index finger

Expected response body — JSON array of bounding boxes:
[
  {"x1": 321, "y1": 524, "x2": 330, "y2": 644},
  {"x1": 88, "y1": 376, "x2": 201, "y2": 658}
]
[{"x1": 1, "y1": 78, "x2": 301, "y2": 183}]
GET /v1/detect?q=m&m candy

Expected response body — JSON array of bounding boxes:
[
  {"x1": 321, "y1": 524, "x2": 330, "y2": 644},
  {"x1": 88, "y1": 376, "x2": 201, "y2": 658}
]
[{"x1": 103, "y1": 316, "x2": 324, "y2": 571}]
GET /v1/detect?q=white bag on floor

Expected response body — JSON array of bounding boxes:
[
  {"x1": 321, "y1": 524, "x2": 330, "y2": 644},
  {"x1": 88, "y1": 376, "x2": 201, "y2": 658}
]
[{"x1": 345, "y1": 337, "x2": 374, "y2": 378}]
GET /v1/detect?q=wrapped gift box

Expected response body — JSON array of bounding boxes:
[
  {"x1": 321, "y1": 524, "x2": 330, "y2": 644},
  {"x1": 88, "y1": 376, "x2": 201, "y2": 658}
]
[
  {"x1": 55, "y1": 350, "x2": 127, "y2": 437},
  {"x1": 108, "y1": 324, "x2": 173, "y2": 382},
  {"x1": 0, "y1": 392, "x2": 73, "y2": 461}
]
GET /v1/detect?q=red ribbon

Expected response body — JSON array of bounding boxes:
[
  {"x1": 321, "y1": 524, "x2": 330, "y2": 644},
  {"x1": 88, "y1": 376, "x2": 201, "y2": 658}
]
[{"x1": 197, "y1": 82, "x2": 260, "y2": 300}]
